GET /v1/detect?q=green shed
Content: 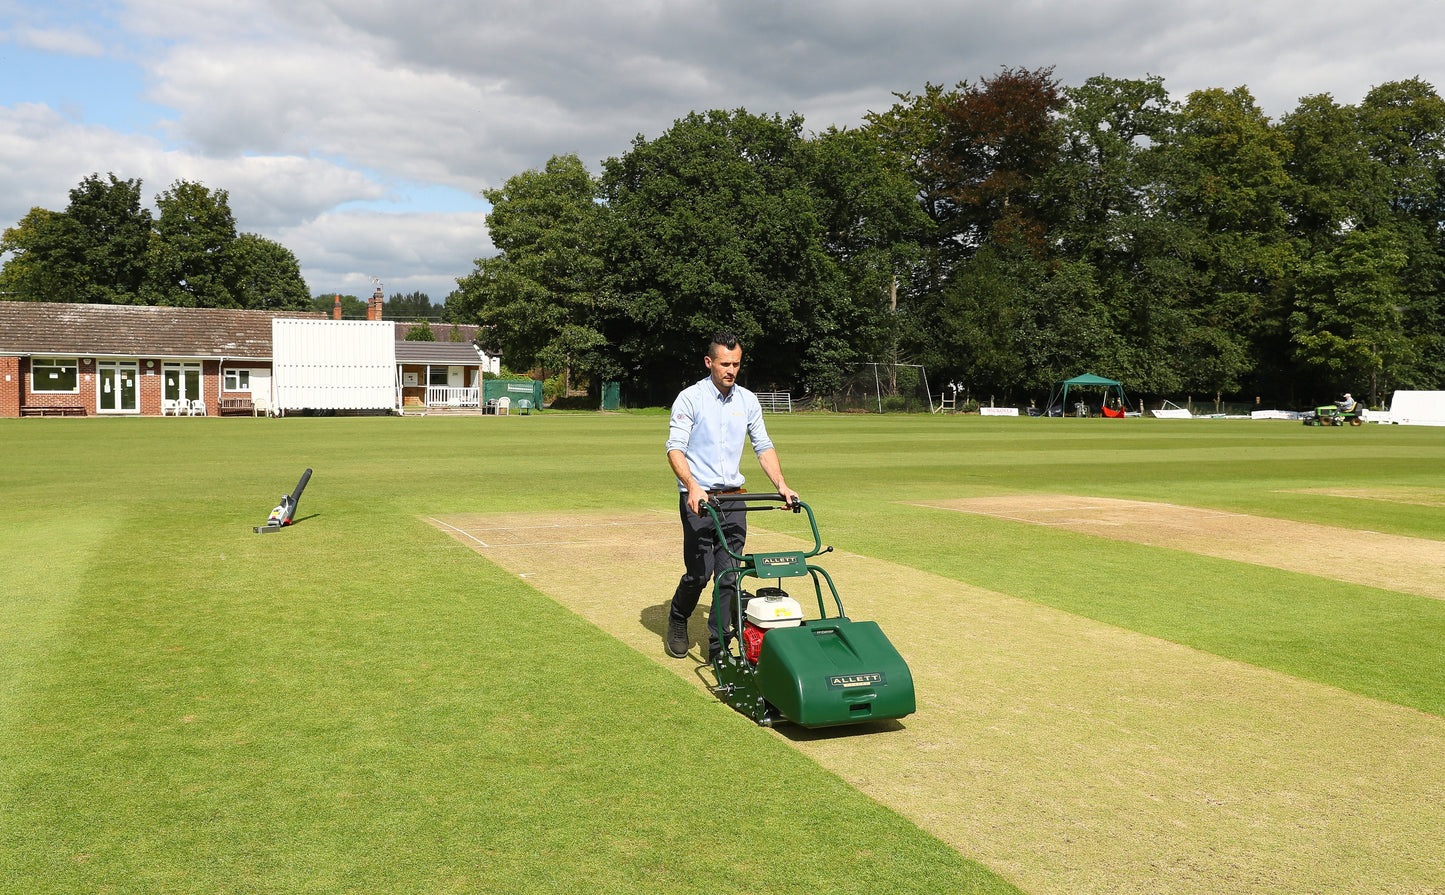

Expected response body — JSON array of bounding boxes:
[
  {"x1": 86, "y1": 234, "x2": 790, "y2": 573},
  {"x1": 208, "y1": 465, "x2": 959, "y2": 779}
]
[{"x1": 483, "y1": 379, "x2": 544, "y2": 410}]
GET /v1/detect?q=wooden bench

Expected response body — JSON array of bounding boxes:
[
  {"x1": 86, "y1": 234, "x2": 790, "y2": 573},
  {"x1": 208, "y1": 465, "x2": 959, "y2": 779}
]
[
  {"x1": 20, "y1": 405, "x2": 86, "y2": 417},
  {"x1": 220, "y1": 397, "x2": 255, "y2": 416}
]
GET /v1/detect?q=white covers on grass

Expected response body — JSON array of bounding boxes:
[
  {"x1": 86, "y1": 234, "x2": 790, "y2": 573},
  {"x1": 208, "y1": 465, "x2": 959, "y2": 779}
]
[{"x1": 1151, "y1": 400, "x2": 1193, "y2": 419}]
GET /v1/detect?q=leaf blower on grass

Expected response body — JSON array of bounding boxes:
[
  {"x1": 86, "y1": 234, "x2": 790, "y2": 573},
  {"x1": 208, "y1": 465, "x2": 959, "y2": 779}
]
[{"x1": 254, "y1": 468, "x2": 312, "y2": 533}]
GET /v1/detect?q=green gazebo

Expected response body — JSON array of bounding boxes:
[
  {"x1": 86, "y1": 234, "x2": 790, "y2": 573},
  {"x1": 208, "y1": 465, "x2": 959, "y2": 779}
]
[{"x1": 1046, "y1": 374, "x2": 1129, "y2": 417}]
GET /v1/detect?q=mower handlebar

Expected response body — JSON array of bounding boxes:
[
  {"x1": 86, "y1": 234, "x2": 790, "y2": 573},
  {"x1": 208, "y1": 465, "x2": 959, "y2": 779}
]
[
  {"x1": 706, "y1": 492, "x2": 801, "y2": 512},
  {"x1": 701, "y1": 493, "x2": 825, "y2": 559}
]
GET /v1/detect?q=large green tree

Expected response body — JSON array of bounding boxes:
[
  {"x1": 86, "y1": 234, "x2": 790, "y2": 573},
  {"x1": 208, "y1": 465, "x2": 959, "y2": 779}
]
[
  {"x1": 0, "y1": 208, "x2": 85, "y2": 302},
  {"x1": 863, "y1": 82, "x2": 967, "y2": 289},
  {"x1": 1356, "y1": 78, "x2": 1445, "y2": 391},
  {"x1": 1049, "y1": 75, "x2": 1190, "y2": 396},
  {"x1": 600, "y1": 109, "x2": 894, "y2": 399},
  {"x1": 1157, "y1": 86, "x2": 1296, "y2": 398},
  {"x1": 67, "y1": 173, "x2": 154, "y2": 303},
  {"x1": 1280, "y1": 93, "x2": 1378, "y2": 245},
  {"x1": 800, "y1": 125, "x2": 931, "y2": 379},
  {"x1": 1288, "y1": 227, "x2": 1411, "y2": 395},
  {"x1": 142, "y1": 180, "x2": 240, "y2": 307},
  {"x1": 230, "y1": 233, "x2": 311, "y2": 311},
  {"x1": 0, "y1": 173, "x2": 152, "y2": 304},
  {"x1": 449, "y1": 153, "x2": 607, "y2": 378}
]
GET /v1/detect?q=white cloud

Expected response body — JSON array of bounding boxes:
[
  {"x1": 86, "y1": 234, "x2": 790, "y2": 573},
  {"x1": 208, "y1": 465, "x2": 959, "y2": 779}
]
[
  {"x1": 272, "y1": 209, "x2": 491, "y2": 298},
  {"x1": 147, "y1": 41, "x2": 529, "y2": 192},
  {"x1": 152, "y1": 154, "x2": 390, "y2": 229},
  {"x1": 0, "y1": 104, "x2": 388, "y2": 228},
  {"x1": 122, "y1": 0, "x2": 1445, "y2": 192},
  {"x1": 0, "y1": 103, "x2": 166, "y2": 221},
  {"x1": 11, "y1": 26, "x2": 107, "y2": 57}
]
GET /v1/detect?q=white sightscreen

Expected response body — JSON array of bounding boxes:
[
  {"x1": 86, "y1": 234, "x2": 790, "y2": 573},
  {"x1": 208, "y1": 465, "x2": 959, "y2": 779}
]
[
  {"x1": 272, "y1": 319, "x2": 397, "y2": 411},
  {"x1": 1388, "y1": 391, "x2": 1445, "y2": 426}
]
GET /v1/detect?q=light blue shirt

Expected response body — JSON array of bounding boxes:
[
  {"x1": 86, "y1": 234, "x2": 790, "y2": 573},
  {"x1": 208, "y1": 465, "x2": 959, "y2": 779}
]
[{"x1": 666, "y1": 377, "x2": 774, "y2": 492}]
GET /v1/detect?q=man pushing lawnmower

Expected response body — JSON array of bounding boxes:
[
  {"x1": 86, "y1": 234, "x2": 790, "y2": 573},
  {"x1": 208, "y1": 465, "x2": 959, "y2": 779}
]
[
  {"x1": 663, "y1": 331, "x2": 798, "y2": 664},
  {"x1": 661, "y1": 331, "x2": 914, "y2": 729}
]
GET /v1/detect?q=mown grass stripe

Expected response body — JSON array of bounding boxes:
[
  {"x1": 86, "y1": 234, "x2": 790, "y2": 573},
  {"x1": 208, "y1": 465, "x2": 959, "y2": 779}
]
[{"x1": 447, "y1": 511, "x2": 1445, "y2": 895}]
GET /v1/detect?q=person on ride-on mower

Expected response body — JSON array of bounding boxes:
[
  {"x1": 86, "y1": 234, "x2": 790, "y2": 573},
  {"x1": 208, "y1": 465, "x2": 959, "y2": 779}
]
[
  {"x1": 1338, "y1": 393, "x2": 1357, "y2": 413},
  {"x1": 664, "y1": 331, "x2": 799, "y2": 663}
]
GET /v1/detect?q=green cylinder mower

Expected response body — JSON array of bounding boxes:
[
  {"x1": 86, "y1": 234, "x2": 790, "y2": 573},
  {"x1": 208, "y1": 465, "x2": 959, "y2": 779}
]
[{"x1": 702, "y1": 493, "x2": 916, "y2": 729}]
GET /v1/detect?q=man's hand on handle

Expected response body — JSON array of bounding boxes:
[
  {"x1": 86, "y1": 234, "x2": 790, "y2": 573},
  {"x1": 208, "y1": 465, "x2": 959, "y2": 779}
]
[{"x1": 685, "y1": 482, "x2": 709, "y2": 516}]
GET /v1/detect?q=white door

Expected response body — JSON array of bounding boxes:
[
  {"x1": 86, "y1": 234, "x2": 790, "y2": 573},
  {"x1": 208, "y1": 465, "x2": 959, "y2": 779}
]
[
  {"x1": 251, "y1": 370, "x2": 272, "y2": 411},
  {"x1": 97, "y1": 361, "x2": 139, "y2": 413},
  {"x1": 164, "y1": 362, "x2": 203, "y2": 405}
]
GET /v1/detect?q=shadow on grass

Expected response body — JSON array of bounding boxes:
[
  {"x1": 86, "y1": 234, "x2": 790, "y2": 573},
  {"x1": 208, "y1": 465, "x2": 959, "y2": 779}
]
[
  {"x1": 639, "y1": 600, "x2": 670, "y2": 638},
  {"x1": 775, "y1": 717, "x2": 907, "y2": 740},
  {"x1": 248, "y1": 512, "x2": 322, "y2": 534}
]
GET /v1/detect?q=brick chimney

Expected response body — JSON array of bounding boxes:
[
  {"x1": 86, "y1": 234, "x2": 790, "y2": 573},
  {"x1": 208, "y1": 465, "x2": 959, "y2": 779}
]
[
  {"x1": 367, "y1": 286, "x2": 384, "y2": 321},
  {"x1": 332, "y1": 294, "x2": 342, "y2": 320}
]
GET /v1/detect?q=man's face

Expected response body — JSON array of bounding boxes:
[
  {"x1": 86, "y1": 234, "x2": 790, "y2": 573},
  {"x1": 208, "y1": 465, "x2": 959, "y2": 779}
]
[{"x1": 705, "y1": 345, "x2": 742, "y2": 392}]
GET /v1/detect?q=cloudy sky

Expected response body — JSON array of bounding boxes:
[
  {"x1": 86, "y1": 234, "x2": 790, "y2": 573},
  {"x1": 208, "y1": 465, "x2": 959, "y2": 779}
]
[{"x1": 2, "y1": 0, "x2": 1441, "y2": 302}]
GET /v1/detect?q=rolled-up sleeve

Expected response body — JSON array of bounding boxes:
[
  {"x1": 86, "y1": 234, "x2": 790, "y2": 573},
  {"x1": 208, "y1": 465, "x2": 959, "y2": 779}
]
[
  {"x1": 745, "y1": 395, "x2": 773, "y2": 455},
  {"x1": 666, "y1": 393, "x2": 694, "y2": 454}
]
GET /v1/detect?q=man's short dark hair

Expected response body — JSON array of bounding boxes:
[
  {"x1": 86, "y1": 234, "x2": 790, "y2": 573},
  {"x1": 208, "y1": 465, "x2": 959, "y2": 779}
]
[{"x1": 708, "y1": 331, "x2": 740, "y2": 358}]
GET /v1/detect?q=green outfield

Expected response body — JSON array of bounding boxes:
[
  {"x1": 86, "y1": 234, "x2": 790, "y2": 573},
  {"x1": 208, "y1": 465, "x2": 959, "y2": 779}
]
[{"x1": 3, "y1": 413, "x2": 1443, "y2": 894}]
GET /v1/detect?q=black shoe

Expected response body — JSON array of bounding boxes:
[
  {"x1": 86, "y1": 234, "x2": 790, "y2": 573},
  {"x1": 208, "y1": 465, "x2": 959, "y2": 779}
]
[{"x1": 666, "y1": 618, "x2": 689, "y2": 658}]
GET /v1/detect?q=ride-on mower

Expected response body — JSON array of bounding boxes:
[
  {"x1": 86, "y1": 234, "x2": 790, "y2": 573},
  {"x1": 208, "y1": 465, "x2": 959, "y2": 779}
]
[
  {"x1": 701, "y1": 493, "x2": 915, "y2": 728},
  {"x1": 1302, "y1": 405, "x2": 1363, "y2": 426}
]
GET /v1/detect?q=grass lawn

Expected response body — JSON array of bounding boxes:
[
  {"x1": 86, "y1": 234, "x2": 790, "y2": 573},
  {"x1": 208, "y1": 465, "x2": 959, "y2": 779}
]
[{"x1": 3, "y1": 412, "x2": 1442, "y2": 894}]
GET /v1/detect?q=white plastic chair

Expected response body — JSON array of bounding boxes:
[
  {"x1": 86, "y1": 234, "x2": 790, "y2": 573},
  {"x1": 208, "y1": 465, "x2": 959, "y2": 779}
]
[
  {"x1": 496, "y1": 396, "x2": 510, "y2": 416},
  {"x1": 187, "y1": 398, "x2": 207, "y2": 416},
  {"x1": 162, "y1": 398, "x2": 182, "y2": 416}
]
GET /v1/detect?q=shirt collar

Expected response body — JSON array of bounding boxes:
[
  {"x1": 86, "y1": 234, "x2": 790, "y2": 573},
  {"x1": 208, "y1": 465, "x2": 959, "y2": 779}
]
[{"x1": 703, "y1": 377, "x2": 733, "y2": 401}]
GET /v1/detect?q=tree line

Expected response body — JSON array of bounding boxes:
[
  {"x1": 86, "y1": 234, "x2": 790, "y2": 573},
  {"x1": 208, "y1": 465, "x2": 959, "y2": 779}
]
[
  {"x1": 0, "y1": 173, "x2": 449, "y2": 322},
  {"x1": 1, "y1": 173, "x2": 310, "y2": 311},
  {"x1": 447, "y1": 69, "x2": 1445, "y2": 407},
  {"x1": 312, "y1": 291, "x2": 443, "y2": 320}
]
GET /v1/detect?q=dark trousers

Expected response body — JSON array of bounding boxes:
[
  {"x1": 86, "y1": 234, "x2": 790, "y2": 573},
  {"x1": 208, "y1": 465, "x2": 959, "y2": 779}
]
[{"x1": 669, "y1": 493, "x2": 747, "y2": 652}]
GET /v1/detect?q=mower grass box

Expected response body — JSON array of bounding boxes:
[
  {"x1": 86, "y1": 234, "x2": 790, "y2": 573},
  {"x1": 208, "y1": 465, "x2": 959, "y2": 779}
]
[{"x1": 756, "y1": 619, "x2": 915, "y2": 727}]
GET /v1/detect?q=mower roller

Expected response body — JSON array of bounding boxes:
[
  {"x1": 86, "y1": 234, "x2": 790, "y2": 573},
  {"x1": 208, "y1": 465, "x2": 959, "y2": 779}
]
[{"x1": 701, "y1": 493, "x2": 915, "y2": 728}]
